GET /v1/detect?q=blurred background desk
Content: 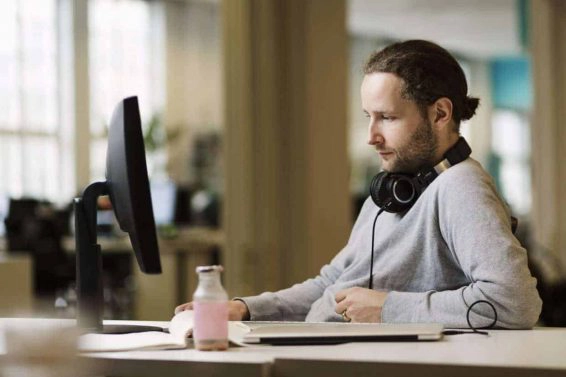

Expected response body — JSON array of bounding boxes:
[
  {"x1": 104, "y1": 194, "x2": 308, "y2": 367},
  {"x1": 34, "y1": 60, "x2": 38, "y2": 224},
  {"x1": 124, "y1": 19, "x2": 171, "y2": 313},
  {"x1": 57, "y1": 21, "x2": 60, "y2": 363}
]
[
  {"x1": 0, "y1": 251, "x2": 33, "y2": 317},
  {"x1": 63, "y1": 227, "x2": 223, "y2": 320},
  {"x1": 0, "y1": 227, "x2": 222, "y2": 321},
  {"x1": 138, "y1": 227, "x2": 223, "y2": 320}
]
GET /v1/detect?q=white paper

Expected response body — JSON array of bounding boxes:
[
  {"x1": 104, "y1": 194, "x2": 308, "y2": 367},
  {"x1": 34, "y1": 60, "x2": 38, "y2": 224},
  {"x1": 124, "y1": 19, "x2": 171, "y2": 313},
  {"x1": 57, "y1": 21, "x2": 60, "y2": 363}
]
[
  {"x1": 78, "y1": 310, "x2": 194, "y2": 352},
  {"x1": 78, "y1": 311, "x2": 255, "y2": 352}
]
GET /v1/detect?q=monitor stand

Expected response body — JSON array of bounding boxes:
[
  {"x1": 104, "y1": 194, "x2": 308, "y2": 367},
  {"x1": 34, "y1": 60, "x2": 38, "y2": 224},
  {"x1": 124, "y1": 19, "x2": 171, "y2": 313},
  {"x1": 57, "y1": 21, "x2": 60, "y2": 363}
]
[{"x1": 74, "y1": 181, "x2": 163, "y2": 334}]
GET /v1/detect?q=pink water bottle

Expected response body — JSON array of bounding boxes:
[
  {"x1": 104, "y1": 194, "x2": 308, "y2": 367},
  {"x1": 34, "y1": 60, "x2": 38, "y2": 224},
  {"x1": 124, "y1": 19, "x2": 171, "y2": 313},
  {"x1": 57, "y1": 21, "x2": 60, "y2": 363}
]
[{"x1": 192, "y1": 265, "x2": 229, "y2": 351}]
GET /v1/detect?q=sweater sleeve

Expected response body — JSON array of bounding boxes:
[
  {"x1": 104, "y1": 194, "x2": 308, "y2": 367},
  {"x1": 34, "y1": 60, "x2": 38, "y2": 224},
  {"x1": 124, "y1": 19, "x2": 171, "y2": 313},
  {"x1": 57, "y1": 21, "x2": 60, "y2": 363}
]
[
  {"x1": 237, "y1": 198, "x2": 375, "y2": 321},
  {"x1": 237, "y1": 259, "x2": 344, "y2": 321},
  {"x1": 381, "y1": 163, "x2": 542, "y2": 329}
]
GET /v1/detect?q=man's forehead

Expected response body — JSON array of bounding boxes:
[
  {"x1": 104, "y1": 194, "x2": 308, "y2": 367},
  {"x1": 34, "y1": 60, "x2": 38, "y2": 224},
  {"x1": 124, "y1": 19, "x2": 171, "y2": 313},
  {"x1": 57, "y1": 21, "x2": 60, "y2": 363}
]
[
  {"x1": 362, "y1": 72, "x2": 403, "y2": 94},
  {"x1": 361, "y1": 72, "x2": 406, "y2": 110}
]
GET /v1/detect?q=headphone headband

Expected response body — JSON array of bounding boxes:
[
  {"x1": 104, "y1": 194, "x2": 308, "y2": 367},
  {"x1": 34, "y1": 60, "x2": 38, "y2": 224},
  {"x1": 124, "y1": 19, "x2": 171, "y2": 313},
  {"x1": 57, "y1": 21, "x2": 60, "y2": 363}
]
[
  {"x1": 419, "y1": 137, "x2": 472, "y2": 185},
  {"x1": 444, "y1": 137, "x2": 472, "y2": 166}
]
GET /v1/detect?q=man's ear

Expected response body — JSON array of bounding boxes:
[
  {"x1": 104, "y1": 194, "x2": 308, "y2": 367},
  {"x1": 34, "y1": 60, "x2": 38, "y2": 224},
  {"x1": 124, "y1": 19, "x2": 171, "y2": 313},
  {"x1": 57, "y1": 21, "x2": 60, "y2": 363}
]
[{"x1": 429, "y1": 97, "x2": 453, "y2": 127}]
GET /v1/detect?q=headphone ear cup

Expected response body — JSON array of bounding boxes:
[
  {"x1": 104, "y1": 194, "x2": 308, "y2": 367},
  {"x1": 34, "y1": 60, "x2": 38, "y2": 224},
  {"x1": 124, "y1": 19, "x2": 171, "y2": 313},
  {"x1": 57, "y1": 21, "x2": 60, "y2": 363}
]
[
  {"x1": 369, "y1": 172, "x2": 391, "y2": 209},
  {"x1": 370, "y1": 172, "x2": 417, "y2": 213}
]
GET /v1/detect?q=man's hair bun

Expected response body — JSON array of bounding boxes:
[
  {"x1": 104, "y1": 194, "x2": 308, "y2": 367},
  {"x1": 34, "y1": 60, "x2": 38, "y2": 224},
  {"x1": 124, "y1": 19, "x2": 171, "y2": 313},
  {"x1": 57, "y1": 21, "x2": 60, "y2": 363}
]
[{"x1": 461, "y1": 96, "x2": 480, "y2": 121}]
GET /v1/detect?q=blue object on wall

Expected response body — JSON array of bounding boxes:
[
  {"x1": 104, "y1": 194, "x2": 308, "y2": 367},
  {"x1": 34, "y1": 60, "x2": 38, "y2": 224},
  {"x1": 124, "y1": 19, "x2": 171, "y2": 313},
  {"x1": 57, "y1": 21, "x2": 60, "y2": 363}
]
[{"x1": 490, "y1": 57, "x2": 532, "y2": 111}]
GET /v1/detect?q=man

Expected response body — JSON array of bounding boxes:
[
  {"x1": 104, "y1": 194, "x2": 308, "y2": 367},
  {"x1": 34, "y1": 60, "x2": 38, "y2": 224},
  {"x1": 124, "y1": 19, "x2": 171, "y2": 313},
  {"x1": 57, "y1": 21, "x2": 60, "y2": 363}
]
[{"x1": 176, "y1": 40, "x2": 542, "y2": 328}]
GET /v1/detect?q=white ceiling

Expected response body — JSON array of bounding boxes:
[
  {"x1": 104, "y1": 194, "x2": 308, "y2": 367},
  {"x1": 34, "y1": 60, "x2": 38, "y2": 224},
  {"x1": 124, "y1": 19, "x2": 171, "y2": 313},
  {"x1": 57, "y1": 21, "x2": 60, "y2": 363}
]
[{"x1": 348, "y1": 0, "x2": 523, "y2": 59}]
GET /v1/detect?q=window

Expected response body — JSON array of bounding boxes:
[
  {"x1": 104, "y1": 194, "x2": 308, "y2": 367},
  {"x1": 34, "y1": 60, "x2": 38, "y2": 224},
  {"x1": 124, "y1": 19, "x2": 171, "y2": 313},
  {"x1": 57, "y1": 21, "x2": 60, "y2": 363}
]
[
  {"x1": 89, "y1": 0, "x2": 165, "y2": 181},
  {"x1": 0, "y1": 0, "x2": 166, "y2": 233},
  {"x1": 0, "y1": 0, "x2": 72, "y2": 204},
  {"x1": 489, "y1": 57, "x2": 532, "y2": 216},
  {"x1": 491, "y1": 110, "x2": 531, "y2": 215}
]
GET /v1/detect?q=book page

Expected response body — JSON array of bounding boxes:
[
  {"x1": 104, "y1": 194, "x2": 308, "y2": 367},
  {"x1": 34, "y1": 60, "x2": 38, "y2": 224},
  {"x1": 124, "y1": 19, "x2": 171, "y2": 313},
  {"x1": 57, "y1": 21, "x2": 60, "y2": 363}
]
[
  {"x1": 78, "y1": 331, "x2": 186, "y2": 352},
  {"x1": 78, "y1": 311, "x2": 257, "y2": 352},
  {"x1": 227, "y1": 321, "x2": 252, "y2": 347},
  {"x1": 168, "y1": 310, "x2": 194, "y2": 340},
  {"x1": 78, "y1": 311, "x2": 194, "y2": 352}
]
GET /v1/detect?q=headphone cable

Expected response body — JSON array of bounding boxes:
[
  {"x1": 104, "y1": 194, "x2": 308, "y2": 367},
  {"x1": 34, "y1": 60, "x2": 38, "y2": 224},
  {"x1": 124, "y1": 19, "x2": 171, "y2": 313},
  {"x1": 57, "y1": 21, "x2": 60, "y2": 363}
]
[
  {"x1": 369, "y1": 206, "x2": 387, "y2": 290},
  {"x1": 443, "y1": 300, "x2": 498, "y2": 336}
]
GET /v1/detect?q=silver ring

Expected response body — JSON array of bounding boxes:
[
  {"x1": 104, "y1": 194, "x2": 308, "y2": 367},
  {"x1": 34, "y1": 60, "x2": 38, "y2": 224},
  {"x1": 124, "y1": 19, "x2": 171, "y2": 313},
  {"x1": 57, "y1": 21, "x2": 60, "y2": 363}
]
[{"x1": 341, "y1": 309, "x2": 351, "y2": 322}]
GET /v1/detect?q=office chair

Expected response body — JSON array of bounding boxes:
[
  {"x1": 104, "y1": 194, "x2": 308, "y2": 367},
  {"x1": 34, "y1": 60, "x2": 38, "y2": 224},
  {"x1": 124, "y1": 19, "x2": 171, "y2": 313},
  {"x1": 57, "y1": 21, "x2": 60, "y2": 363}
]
[{"x1": 4, "y1": 198, "x2": 75, "y2": 297}]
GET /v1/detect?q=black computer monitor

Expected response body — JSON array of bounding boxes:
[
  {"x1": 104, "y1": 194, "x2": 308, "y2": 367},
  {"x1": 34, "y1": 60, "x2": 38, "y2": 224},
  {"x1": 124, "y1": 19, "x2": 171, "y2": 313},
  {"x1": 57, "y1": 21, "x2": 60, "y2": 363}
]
[{"x1": 74, "y1": 96, "x2": 162, "y2": 334}]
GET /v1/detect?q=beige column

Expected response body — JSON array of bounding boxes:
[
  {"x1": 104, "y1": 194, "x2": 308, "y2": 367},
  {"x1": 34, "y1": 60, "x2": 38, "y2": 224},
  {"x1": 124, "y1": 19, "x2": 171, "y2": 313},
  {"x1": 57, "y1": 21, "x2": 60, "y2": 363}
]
[
  {"x1": 222, "y1": 0, "x2": 351, "y2": 295},
  {"x1": 530, "y1": 0, "x2": 566, "y2": 271},
  {"x1": 466, "y1": 60, "x2": 493, "y2": 167},
  {"x1": 163, "y1": 1, "x2": 191, "y2": 185},
  {"x1": 164, "y1": 1, "x2": 223, "y2": 185},
  {"x1": 72, "y1": 0, "x2": 90, "y2": 191}
]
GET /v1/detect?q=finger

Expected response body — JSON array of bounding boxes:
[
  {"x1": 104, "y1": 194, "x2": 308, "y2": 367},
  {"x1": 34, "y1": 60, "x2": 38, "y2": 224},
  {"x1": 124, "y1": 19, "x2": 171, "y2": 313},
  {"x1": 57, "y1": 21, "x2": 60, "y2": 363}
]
[
  {"x1": 335, "y1": 299, "x2": 348, "y2": 314},
  {"x1": 334, "y1": 288, "x2": 351, "y2": 303},
  {"x1": 174, "y1": 304, "x2": 184, "y2": 315},
  {"x1": 174, "y1": 302, "x2": 193, "y2": 314}
]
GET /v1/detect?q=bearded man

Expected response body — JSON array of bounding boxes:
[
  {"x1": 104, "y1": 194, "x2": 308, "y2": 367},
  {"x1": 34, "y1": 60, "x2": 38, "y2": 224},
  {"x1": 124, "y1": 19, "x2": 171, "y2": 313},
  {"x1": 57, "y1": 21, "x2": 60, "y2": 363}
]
[{"x1": 176, "y1": 40, "x2": 541, "y2": 329}]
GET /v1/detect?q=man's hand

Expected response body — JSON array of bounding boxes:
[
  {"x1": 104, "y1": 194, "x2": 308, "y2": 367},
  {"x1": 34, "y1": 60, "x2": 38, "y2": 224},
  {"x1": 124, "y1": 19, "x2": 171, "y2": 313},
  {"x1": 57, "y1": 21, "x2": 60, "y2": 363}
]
[
  {"x1": 174, "y1": 300, "x2": 250, "y2": 320},
  {"x1": 335, "y1": 287, "x2": 388, "y2": 323}
]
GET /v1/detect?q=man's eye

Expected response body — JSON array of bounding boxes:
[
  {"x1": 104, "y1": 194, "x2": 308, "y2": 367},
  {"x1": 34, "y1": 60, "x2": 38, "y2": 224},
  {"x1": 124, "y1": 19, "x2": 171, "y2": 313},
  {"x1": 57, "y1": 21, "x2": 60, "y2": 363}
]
[
  {"x1": 381, "y1": 115, "x2": 395, "y2": 121},
  {"x1": 364, "y1": 113, "x2": 370, "y2": 118}
]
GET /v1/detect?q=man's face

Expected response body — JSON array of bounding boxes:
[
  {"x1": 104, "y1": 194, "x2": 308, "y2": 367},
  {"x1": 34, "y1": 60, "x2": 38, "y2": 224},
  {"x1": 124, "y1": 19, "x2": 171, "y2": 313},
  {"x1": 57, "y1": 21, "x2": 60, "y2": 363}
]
[{"x1": 361, "y1": 72, "x2": 438, "y2": 173}]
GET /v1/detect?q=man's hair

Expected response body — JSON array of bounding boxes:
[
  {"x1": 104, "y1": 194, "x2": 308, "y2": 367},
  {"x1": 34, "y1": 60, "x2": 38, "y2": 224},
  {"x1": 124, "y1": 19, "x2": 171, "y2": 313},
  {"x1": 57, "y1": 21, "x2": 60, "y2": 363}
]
[{"x1": 364, "y1": 40, "x2": 479, "y2": 130}]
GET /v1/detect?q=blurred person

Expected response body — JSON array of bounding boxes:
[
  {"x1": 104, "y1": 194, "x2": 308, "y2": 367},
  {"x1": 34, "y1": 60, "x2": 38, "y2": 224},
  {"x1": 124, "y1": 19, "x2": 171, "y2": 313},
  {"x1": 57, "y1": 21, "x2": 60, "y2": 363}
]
[{"x1": 176, "y1": 40, "x2": 541, "y2": 328}]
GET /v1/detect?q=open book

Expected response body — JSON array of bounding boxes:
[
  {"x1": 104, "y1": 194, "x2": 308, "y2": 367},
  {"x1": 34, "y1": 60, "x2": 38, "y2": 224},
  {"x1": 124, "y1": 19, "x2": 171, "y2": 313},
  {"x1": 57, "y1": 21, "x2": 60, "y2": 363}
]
[{"x1": 78, "y1": 311, "x2": 251, "y2": 352}]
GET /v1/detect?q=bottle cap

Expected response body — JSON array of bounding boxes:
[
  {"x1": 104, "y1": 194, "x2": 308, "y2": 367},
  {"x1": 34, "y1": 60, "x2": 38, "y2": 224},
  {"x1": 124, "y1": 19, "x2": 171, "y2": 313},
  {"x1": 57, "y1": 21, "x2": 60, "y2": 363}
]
[{"x1": 196, "y1": 265, "x2": 224, "y2": 273}]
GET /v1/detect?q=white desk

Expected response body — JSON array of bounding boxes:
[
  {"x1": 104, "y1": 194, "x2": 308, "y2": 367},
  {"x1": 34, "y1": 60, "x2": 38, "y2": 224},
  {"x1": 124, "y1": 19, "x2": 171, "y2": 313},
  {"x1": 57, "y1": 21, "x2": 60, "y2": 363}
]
[
  {"x1": 86, "y1": 326, "x2": 566, "y2": 377},
  {"x1": 271, "y1": 328, "x2": 566, "y2": 377},
  {"x1": 4, "y1": 318, "x2": 564, "y2": 377}
]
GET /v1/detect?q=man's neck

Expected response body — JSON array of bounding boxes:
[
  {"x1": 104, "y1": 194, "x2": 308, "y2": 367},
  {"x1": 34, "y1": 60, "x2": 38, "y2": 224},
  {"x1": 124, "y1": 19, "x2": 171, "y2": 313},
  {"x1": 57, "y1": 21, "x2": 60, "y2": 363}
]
[{"x1": 433, "y1": 132, "x2": 460, "y2": 166}]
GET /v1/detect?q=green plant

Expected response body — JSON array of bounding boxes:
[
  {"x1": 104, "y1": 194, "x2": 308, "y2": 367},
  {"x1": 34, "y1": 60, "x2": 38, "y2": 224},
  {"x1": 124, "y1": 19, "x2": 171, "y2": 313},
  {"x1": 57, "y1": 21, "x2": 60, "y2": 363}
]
[{"x1": 143, "y1": 113, "x2": 182, "y2": 153}]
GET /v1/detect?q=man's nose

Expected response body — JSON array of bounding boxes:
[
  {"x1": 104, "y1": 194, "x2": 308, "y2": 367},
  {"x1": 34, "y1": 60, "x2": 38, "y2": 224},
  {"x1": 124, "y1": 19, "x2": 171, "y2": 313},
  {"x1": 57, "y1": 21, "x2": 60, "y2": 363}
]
[{"x1": 367, "y1": 123, "x2": 384, "y2": 145}]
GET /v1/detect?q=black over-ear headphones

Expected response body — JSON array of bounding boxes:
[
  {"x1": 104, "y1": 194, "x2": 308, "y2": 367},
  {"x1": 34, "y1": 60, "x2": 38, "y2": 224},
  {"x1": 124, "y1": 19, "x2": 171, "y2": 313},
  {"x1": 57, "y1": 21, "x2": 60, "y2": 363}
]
[{"x1": 369, "y1": 137, "x2": 472, "y2": 213}]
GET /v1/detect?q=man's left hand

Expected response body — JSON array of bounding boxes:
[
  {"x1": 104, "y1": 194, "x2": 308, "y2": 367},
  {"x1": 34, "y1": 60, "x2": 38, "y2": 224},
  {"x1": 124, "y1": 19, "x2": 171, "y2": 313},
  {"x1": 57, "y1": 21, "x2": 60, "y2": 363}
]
[{"x1": 335, "y1": 287, "x2": 388, "y2": 323}]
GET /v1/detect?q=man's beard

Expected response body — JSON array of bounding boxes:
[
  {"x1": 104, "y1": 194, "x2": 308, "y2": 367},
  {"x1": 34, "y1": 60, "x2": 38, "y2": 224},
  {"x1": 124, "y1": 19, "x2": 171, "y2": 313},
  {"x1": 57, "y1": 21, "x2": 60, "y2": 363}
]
[{"x1": 386, "y1": 119, "x2": 438, "y2": 173}]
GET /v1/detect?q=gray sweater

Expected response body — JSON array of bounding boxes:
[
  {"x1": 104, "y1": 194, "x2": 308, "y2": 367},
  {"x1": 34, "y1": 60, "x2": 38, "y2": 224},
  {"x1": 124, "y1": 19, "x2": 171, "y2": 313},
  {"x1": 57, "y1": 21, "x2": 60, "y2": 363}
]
[{"x1": 240, "y1": 159, "x2": 542, "y2": 328}]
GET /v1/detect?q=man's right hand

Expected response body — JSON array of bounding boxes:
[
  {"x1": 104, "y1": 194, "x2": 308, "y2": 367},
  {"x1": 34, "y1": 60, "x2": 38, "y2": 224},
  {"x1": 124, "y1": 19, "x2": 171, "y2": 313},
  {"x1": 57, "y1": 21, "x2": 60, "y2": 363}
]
[{"x1": 174, "y1": 299, "x2": 250, "y2": 321}]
